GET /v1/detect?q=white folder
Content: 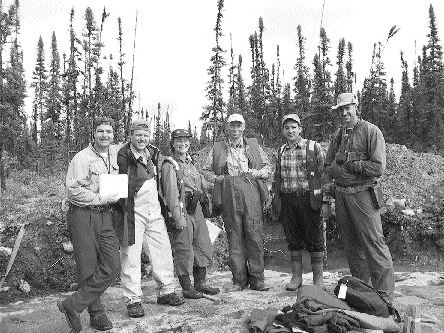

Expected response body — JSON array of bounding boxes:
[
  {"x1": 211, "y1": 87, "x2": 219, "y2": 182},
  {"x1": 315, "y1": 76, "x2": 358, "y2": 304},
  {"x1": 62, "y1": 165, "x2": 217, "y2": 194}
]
[{"x1": 99, "y1": 174, "x2": 128, "y2": 199}]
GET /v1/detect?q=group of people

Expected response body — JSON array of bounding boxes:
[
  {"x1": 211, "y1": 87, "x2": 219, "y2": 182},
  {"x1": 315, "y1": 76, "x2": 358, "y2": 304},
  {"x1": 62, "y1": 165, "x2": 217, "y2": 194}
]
[{"x1": 57, "y1": 92, "x2": 395, "y2": 332}]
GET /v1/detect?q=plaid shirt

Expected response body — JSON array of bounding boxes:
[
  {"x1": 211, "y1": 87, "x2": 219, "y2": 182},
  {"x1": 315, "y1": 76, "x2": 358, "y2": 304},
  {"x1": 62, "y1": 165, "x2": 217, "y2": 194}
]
[{"x1": 280, "y1": 138, "x2": 309, "y2": 193}]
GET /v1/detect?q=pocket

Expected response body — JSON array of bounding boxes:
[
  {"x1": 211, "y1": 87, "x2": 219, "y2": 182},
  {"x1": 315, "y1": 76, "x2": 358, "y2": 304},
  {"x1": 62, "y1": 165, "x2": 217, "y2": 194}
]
[{"x1": 369, "y1": 184, "x2": 384, "y2": 209}]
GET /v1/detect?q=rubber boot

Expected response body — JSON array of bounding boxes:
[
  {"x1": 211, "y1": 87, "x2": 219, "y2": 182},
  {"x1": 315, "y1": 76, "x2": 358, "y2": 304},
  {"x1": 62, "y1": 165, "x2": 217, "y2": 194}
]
[
  {"x1": 178, "y1": 274, "x2": 203, "y2": 299},
  {"x1": 286, "y1": 251, "x2": 302, "y2": 291},
  {"x1": 193, "y1": 266, "x2": 220, "y2": 295},
  {"x1": 310, "y1": 251, "x2": 324, "y2": 287}
]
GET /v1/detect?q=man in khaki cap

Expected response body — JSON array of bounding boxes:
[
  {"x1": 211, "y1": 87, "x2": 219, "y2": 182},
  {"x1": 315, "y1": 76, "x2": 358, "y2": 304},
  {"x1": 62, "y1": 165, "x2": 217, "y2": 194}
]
[
  {"x1": 272, "y1": 114, "x2": 326, "y2": 291},
  {"x1": 114, "y1": 119, "x2": 185, "y2": 319},
  {"x1": 202, "y1": 113, "x2": 272, "y2": 292},
  {"x1": 325, "y1": 92, "x2": 395, "y2": 303}
]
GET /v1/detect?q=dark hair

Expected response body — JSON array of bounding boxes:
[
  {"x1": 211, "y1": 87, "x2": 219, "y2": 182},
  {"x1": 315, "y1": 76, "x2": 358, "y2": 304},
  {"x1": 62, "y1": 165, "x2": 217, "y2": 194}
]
[{"x1": 93, "y1": 117, "x2": 115, "y2": 131}]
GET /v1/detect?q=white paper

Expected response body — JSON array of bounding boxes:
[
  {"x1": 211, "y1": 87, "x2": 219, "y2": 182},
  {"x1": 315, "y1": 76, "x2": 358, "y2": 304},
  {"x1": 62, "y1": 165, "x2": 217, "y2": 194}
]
[
  {"x1": 99, "y1": 174, "x2": 128, "y2": 199},
  {"x1": 338, "y1": 283, "x2": 347, "y2": 299},
  {"x1": 206, "y1": 219, "x2": 222, "y2": 244}
]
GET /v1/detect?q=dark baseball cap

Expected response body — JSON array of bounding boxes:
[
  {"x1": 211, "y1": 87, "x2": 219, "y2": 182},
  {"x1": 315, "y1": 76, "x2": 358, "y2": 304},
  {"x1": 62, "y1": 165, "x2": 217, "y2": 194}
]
[{"x1": 171, "y1": 129, "x2": 192, "y2": 139}]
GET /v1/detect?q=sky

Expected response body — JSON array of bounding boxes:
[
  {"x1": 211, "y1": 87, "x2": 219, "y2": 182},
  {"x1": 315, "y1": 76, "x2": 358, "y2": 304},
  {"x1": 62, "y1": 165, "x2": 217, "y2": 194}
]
[{"x1": 4, "y1": 0, "x2": 444, "y2": 132}]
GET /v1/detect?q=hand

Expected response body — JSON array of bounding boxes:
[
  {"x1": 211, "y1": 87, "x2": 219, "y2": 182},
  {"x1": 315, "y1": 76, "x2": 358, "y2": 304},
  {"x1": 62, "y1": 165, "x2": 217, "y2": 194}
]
[
  {"x1": 321, "y1": 203, "x2": 330, "y2": 218},
  {"x1": 100, "y1": 192, "x2": 120, "y2": 204},
  {"x1": 215, "y1": 175, "x2": 225, "y2": 183},
  {"x1": 335, "y1": 151, "x2": 347, "y2": 165},
  {"x1": 175, "y1": 216, "x2": 187, "y2": 230},
  {"x1": 343, "y1": 161, "x2": 361, "y2": 174}
]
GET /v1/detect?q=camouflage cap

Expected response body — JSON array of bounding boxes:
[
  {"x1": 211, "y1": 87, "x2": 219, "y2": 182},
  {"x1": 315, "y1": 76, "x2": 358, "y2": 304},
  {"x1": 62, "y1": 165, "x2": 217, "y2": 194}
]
[{"x1": 130, "y1": 119, "x2": 150, "y2": 131}]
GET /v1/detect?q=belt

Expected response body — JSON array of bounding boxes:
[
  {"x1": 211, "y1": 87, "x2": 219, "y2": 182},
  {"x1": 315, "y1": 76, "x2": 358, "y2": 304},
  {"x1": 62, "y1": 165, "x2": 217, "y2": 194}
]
[
  {"x1": 89, "y1": 204, "x2": 114, "y2": 212},
  {"x1": 335, "y1": 184, "x2": 371, "y2": 194},
  {"x1": 280, "y1": 189, "x2": 309, "y2": 196}
]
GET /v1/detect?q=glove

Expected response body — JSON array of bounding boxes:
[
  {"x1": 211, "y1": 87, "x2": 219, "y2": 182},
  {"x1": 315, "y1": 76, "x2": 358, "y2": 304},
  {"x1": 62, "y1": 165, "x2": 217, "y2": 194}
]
[{"x1": 343, "y1": 161, "x2": 362, "y2": 174}]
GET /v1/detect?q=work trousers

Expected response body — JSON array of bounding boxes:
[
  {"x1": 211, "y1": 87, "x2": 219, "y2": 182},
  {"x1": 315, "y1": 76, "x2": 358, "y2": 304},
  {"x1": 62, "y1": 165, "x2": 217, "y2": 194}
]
[
  {"x1": 222, "y1": 176, "x2": 265, "y2": 286},
  {"x1": 280, "y1": 192, "x2": 324, "y2": 253},
  {"x1": 335, "y1": 188, "x2": 395, "y2": 301},
  {"x1": 67, "y1": 205, "x2": 121, "y2": 314},
  {"x1": 120, "y1": 216, "x2": 175, "y2": 303},
  {"x1": 169, "y1": 202, "x2": 213, "y2": 276}
]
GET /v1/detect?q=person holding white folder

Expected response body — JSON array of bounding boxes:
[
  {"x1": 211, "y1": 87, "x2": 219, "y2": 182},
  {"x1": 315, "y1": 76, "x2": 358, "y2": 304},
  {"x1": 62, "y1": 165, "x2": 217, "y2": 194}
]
[
  {"x1": 59, "y1": 117, "x2": 121, "y2": 332},
  {"x1": 114, "y1": 119, "x2": 185, "y2": 319}
]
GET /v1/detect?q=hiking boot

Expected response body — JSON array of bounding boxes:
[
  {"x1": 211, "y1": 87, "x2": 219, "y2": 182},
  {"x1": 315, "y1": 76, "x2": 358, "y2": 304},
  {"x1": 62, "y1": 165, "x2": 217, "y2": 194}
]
[
  {"x1": 90, "y1": 312, "x2": 113, "y2": 331},
  {"x1": 182, "y1": 289, "x2": 204, "y2": 299},
  {"x1": 286, "y1": 250, "x2": 303, "y2": 291},
  {"x1": 224, "y1": 284, "x2": 247, "y2": 292},
  {"x1": 178, "y1": 274, "x2": 203, "y2": 299},
  {"x1": 57, "y1": 299, "x2": 82, "y2": 333},
  {"x1": 193, "y1": 266, "x2": 220, "y2": 295},
  {"x1": 126, "y1": 302, "x2": 145, "y2": 318},
  {"x1": 250, "y1": 282, "x2": 271, "y2": 291},
  {"x1": 157, "y1": 292, "x2": 186, "y2": 306}
]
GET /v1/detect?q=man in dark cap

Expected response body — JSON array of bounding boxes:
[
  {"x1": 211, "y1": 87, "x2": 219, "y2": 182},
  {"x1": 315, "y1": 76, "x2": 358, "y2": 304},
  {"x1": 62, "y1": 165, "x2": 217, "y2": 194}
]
[
  {"x1": 59, "y1": 117, "x2": 121, "y2": 332},
  {"x1": 325, "y1": 92, "x2": 395, "y2": 303},
  {"x1": 114, "y1": 119, "x2": 185, "y2": 319}
]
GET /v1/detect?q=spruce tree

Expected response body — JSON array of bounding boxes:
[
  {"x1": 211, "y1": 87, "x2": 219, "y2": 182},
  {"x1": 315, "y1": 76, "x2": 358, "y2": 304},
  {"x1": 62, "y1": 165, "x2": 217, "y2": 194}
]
[
  {"x1": 334, "y1": 38, "x2": 347, "y2": 98},
  {"x1": 30, "y1": 36, "x2": 47, "y2": 143},
  {"x1": 202, "y1": 0, "x2": 226, "y2": 141},
  {"x1": 293, "y1": 25, "x2": 311, "y2": 119}
]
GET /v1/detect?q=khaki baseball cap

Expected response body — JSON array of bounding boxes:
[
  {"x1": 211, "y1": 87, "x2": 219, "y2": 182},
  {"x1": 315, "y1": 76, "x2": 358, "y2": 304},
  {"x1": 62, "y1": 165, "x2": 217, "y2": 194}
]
[
  {"x1": 282, "y1": 113, "x2": 301, "y2": 126},
  {"x1": 331, "y1": 92, "x2": 358, "y2": 110}
]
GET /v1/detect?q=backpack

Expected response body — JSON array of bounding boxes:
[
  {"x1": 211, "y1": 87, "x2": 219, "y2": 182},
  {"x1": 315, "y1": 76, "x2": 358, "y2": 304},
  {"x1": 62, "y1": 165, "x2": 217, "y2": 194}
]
[{"x1": 334, "y1": 275, "x2": 401, "y2": 321}]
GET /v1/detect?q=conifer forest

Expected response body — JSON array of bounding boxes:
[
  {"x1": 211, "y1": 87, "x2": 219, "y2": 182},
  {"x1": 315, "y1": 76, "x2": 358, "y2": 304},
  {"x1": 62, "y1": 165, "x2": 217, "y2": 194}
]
[{"x1": 0, "y1": 0, "x2": 444, "y2": 194}]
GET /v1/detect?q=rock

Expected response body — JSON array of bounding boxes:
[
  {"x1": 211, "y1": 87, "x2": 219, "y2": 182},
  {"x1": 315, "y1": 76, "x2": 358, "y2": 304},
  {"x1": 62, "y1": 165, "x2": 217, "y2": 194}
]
[
  {"x1": 69, "y1": 282, "x2": 79, "y2": 291},
  {"x1": 45, "y1": 220, "x2": 53, "y2": 226},
  {"x1": 401, "y1": 209, "x2": 415, "y2": 216},
  {"x1": 19, "y1": 279, "x2": 31, "y2": 293},
  {"x1": 0, "y1": 246, "x2": 12, "y2": 256},
  {"x1": 62, "y1": 241, "x2": 74, "y2": 253}
]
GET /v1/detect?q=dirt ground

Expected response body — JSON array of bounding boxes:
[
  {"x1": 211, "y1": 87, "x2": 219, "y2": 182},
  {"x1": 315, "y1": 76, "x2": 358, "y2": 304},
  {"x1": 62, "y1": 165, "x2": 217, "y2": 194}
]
[{"x1": 1, "y1": 143, "x2": 444, "y2": 332}]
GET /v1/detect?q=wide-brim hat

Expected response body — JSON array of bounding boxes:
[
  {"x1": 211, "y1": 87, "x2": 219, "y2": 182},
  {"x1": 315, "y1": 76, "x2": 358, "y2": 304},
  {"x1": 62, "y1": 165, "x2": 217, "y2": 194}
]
[{"x1": 331, "y1": 92, "x2": 358, "y2": 110}]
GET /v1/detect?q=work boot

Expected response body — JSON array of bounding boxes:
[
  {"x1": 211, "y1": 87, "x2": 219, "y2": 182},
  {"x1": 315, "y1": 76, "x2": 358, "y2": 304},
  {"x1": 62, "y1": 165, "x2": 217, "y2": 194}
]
[
  {"x1": 193, "y1": 266, "x2": 220, "y2": 295},
  {"x1": 57, "y1": 298, "x2": 82, "y2": 333},
  {"x1": 310, "y1": 251, "x2": 324, "y2": 287},
  {"x1": 157, "y1": 292, "x2": 186, "y2": 306},
  {"x1": 178, "y1": 274, "x2": 203, "y2": 299},
  {"x1": 286, "y1": 251, "x2": 303, "y2": 291},
  {"x1": 126, "y1": 301, "x2": 145, "y2": 318},
  {"x1": 90, "y1": 311, "x2": 113, "y2": 331}
]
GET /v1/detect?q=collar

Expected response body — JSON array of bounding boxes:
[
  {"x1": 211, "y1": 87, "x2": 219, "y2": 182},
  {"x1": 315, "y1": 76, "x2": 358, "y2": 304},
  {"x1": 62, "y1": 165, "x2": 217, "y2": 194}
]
[
  {"x1": 130, "y1": 145, "x2": 149, "y2": 163},
  {"x1": 174, "y1": 154, "x2": 192, "y2": 163},
  {"x1": 285, "y1": 137, "x2": 306, "y2": 150},
  {"x1": 227, "y1": 138, "x2": 244, "y2": 149}
]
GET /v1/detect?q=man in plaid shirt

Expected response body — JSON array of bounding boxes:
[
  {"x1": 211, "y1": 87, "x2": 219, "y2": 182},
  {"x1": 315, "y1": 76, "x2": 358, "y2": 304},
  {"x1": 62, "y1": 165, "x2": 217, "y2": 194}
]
[{"x1": 272, "y1": 114, "x2": 326, "y2": 291}]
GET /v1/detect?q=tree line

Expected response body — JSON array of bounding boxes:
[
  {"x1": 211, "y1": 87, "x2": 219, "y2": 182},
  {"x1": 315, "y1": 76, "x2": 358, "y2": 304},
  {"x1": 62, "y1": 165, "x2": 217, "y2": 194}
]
[
  {"x1": 202, "y1": 1, "x2": 444, "y2": 153},
  {"x1": 1, "y1": 1, "x2": 443, "y2": 193}
]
